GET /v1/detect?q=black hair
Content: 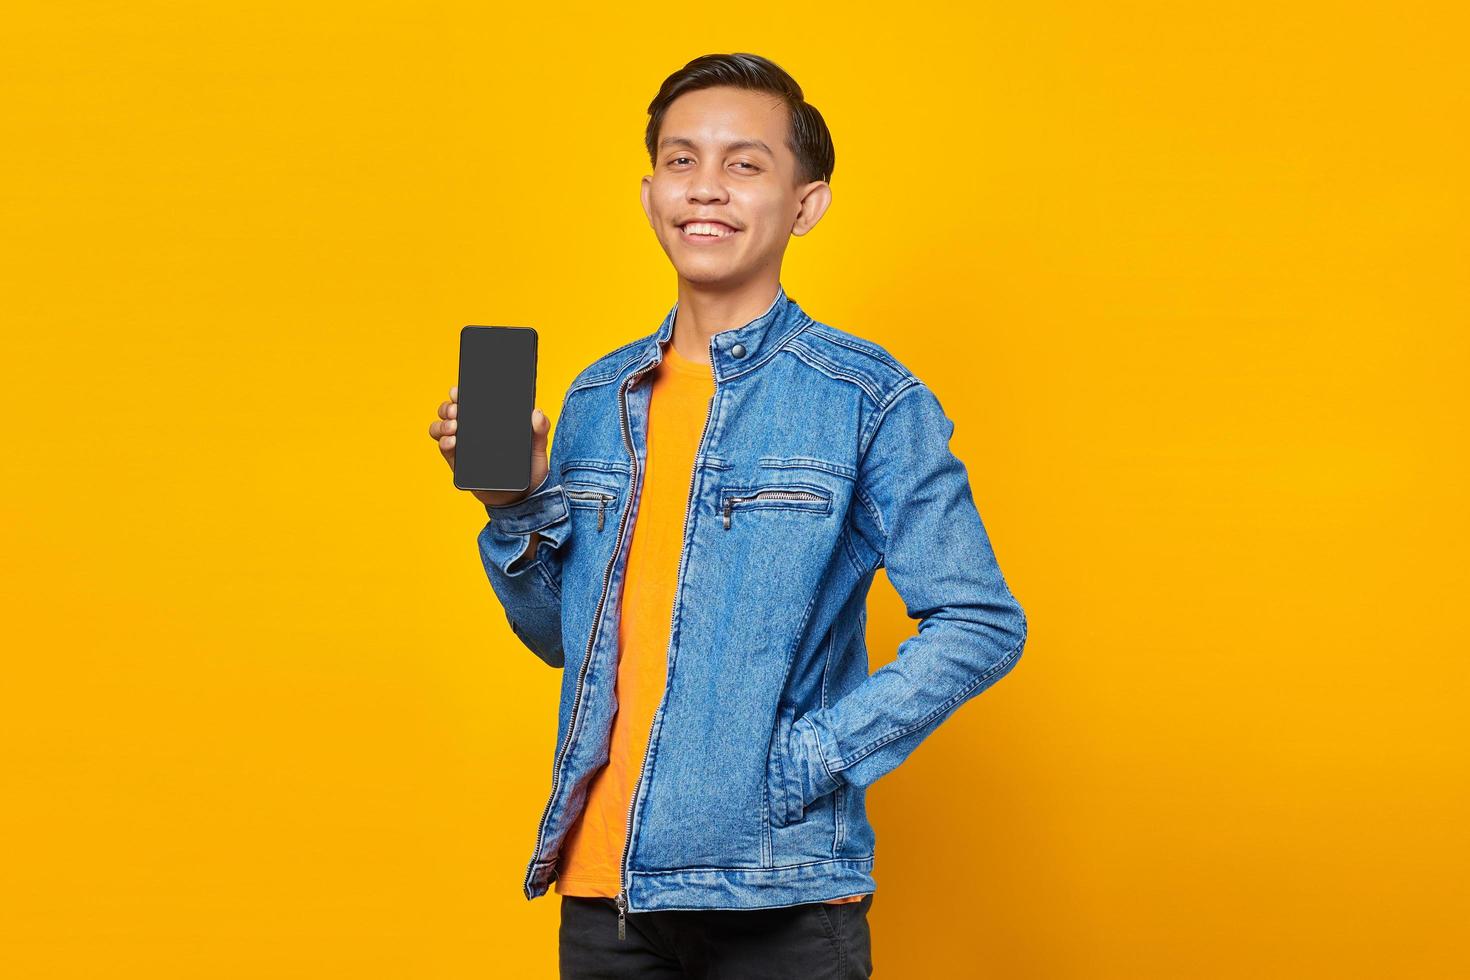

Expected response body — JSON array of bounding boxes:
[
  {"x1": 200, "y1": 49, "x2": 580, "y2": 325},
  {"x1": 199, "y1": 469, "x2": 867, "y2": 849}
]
[{"x1": 645, "y1": 52, "x2": 835, "y2": 186}]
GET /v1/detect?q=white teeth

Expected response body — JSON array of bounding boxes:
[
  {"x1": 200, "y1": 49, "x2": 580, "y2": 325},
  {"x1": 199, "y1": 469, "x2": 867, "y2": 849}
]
[{"x1": 682, "y1": 222, "x2": 734, "y2": 237}]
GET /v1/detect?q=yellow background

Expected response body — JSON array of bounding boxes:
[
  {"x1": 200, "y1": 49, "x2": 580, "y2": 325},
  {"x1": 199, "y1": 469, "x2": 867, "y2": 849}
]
[{"x1": 3, "y1": 2, "x2": 1465, "y2": 977}]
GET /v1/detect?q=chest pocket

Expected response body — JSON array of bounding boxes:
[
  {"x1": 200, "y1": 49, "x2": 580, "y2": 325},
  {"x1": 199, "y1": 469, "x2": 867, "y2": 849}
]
[
  {"x1": 718, "y1": 481, "x2": 832, "y2": 530},
  {"x1": 560, "y1": 458, "x2": 627, "y2": 533}
]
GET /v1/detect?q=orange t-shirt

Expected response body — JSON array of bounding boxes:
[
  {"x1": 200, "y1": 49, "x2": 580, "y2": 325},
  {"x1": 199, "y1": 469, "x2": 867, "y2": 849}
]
[{"x1": 553, "y1": 340, "x2": 867, "y2": 906}]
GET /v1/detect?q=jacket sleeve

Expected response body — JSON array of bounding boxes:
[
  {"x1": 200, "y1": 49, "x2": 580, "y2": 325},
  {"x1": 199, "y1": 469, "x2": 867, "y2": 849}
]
[
  {"x1": 783, "y1": 379, "x2": 1029, "y2": 818},
  {"x1": 474, "y1": 400, "x2": 574, "y2": 669}
]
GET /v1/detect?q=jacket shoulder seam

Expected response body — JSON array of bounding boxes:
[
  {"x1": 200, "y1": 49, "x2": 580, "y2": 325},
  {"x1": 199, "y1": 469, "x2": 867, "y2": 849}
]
[
  {"x1": 799, "y1": 321, "x2": 915, "y2": 380},
  {"x1": 568, "y1": 335, "x2": 652, "y2": 392},
  {"x1": 781, "y1": 339, "x2": 887, "y2": 405},
  {"x1": 856, "y1": 376, "x2": 925, "y2": 461}
]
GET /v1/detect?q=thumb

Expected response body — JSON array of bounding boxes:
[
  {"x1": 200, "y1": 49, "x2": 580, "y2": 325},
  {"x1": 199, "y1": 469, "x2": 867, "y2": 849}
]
[{"x1": 530, "y1": 408, "x2": 550, "y2": 457}]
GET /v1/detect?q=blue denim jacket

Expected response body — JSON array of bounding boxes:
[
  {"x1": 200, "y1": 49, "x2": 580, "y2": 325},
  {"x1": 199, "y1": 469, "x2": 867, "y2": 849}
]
[{"x1": 477, "y1": 284, "x2": 1028, "y2": 920}]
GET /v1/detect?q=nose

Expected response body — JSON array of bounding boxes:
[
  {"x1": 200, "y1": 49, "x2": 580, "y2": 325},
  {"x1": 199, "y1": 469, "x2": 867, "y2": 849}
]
[{"x1": 687, "y1": 162, "x2": 730, "y2": 205}]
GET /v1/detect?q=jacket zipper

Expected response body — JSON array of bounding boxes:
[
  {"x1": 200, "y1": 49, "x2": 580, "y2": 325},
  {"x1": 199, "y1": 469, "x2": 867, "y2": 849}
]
[
  {"x1": 615, "y1": 335, "x2": 718, "y2": 940},
  {"x1": 722, "y1": 489, "x2": 826, "y2": 529},
  {"x1": 564, "y1": 489, "x2": 614, "y2": 531},
  {"x1": 522, "y1": 362, "x2": 652, "y2": 904}
]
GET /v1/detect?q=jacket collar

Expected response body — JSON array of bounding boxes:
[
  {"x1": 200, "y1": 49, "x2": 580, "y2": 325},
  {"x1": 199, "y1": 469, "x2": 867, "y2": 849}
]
[{"x1": 634, "y1": 282, "x2": 806, "y2": 383}]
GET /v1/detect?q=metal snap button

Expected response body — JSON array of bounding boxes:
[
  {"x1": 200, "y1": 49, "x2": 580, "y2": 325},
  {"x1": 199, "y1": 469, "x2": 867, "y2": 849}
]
[{"x1": 731, "y1": 342, "x2": 746, "y2": 358}]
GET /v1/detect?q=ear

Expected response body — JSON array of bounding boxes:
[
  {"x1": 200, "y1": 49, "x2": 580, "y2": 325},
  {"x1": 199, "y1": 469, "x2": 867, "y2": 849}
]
[
  {"x1": 791, "y1": 181, "x2": 833, "y2": 237},
  {"x1": 640, "y1": 175, "x2": 655, "y2": 229}
]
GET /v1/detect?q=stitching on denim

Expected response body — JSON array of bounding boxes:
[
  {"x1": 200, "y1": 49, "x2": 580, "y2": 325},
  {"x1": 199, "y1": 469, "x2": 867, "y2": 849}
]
[
  {"x1": 803, "y1": 321, "x2": 912, "y2": 379},
  {"x1": 560, "y1": 458, "x2": 632, "y2": 475},
  {"x1": 786, "y1": 331, "x2": 889, "y2": 397},
  {"x1": 830, "y1": 636, "x2": 1027, "y2": 774},
  {"x1": 727, "y1": 317, "x2": 811, "y2": 378},
  {"x1": 632, "y1": 855, "x2": 874, "y2": 876},
  {"x1": 761, "y1": 764, "x2": 772, "y2": 867},
  {"x1": 725, "y1": 501, "x2": 832, "y2": 518},
  {"x1": 855, "y1": 377, "x2": 923, "y2": 462},
  {"x1": 769, "y1": 584, "x2": 823, "y2": 827},
  {"x1": 757, "y1": 455, "x2": 857, "y2": 481},
  {"x1": 707, "y1": 317, "x2": 810, "y2": 384},
  {"x1": 820, "y1": 626, "x2": 834, "y2": 713},
  {"x1": 566, "y1": 370, "x2": 623, "y2": 393},
  {"x1": 771, "y1": 707, "x2": 789, "y2": 825},
  {"x1": 783, "y1": 340, "x2": 885, "y2": 403},
  {"x1": 570, "y1": 334, "x2": 667, "y2": 394},
  {"x1": 850, "y1": 379, "x2": 925, "y2": 571},
  {"x1": 489, "y1": 488, "x2": 570, "y2": 535},
  {"x1": 570, "y1": 331, "x2": 661, "y2": 390},
  {"x1": 612, "y1": 344, "x2": 658, "y2": 381},
  {"x1": 832, "y1": 783, "x2": 846, "y2": 857},
  {"x1": 781, "y1": 340, "x2": 880, "y2": 401},
  {"x1": 824, "y1": 629, "x2": 850, "y2": 858},
  {"x1": 817, "y1": 632, "x2": 835, "y2": 859}
]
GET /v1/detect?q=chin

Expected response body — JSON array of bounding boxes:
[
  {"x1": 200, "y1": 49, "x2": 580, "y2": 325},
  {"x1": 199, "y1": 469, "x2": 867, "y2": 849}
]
[
  {"x1": 668, "y1": 252, "x2": 734, "y2": 279},
  {"x1": 675, "y1": 264, "x2": 744, "y2": 286}
]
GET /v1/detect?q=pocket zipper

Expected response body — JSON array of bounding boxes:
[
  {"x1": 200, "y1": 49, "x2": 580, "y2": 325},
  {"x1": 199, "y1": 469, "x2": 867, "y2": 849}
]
[
  {"x1": 564, "y1": 489, "x2": 614, "y2": 531},
  {"x1": 723, "y1": 489, "x2": 826, "y2": 529}
]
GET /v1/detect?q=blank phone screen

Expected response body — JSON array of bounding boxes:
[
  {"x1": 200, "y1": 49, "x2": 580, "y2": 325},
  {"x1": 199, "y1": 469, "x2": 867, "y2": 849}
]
[{"x1": 454, "y1": 325, "x2": 538, "y2": 492}]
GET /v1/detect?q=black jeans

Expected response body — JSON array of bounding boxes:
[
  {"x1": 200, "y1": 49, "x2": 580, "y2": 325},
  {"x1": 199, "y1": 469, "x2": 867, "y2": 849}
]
[{"x1": 558, "y1": 893, "x2": 875, "y2": 979}]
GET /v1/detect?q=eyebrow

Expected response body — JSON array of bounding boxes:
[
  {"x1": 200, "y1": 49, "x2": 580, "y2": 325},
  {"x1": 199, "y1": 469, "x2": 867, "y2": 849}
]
[{"x1": 659, "y1": 136, "x2": 775, "y2": 157}]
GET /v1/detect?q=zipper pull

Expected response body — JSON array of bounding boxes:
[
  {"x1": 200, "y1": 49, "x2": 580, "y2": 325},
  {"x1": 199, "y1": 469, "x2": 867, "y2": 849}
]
[
  {"x1": 596, "y1": 498, "x2": 606, "y2": 532},
  {"x1": 615, "y1": 890, "x2": 627, "y2": 940},
  {"x1": 723, "y1": 498, "x2": 734, "y2": 529}
]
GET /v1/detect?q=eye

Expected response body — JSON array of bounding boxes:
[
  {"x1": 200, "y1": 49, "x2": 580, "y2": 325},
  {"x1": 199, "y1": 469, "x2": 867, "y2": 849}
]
[
  {"x1": 733, "y1": 161, "x2": 759, "y2": 171},
  {"x1": 669, "y1": 156, "x2": 692, "y2": 166}
]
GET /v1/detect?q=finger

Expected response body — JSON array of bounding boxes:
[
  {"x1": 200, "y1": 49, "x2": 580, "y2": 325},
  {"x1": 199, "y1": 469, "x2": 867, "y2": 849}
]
[
  {"x1": 530, "y1": 409, "x2": 549, "y2": 450},
  {"x1": 448, "y1": 401, "x2": 456, "y2": 419},
  {"x1": 450, "y1": 385, "x2": 458, "y2": 402},
  {"x1": 429, "y1": 418, "x2": 443, "y2": 439},
  {"x1": 438, "y1": 399, "x2": 450, "y2": 420},
  {"x1": 440, "y1": 434, "x2": 456, "y2": 450}
]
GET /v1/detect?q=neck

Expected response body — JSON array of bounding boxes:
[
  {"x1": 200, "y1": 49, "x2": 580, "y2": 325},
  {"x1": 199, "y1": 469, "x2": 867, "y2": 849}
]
[{"x1": 669, "y1": 275, "x2": 782, "y2": 365}]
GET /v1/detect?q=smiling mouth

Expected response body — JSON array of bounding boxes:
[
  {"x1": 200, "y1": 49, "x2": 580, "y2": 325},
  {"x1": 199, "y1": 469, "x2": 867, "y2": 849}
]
[{"x1": 678, "y1": 221, "x2": 740, "y2": 241}]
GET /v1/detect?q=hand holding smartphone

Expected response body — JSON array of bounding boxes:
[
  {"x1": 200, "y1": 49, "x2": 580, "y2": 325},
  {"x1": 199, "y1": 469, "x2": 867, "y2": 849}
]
[{"x1": 430, "y1": 325, "x2": 550, "y2": 510}]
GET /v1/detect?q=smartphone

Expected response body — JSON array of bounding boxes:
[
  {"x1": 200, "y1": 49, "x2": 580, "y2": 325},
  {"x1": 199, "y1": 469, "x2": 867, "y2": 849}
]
[{"x1": 453, "y1": 325, "x2": 539, "y2": 492}]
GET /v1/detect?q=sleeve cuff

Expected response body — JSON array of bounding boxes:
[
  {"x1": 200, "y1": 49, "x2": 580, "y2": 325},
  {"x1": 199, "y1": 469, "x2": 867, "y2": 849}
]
[
  {"x1": 483, "y1": 472, "x2": 569, "y2": 533},
  {"x1": 790, "y1": 715, "x2": 843, "y2": 811},
  {"x1": 480, "y1": 478, "x2": 571, "y2": 573}
]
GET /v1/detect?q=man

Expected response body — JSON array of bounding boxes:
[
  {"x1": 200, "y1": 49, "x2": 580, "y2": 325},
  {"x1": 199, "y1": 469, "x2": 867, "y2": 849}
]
[{"x1": 429, "y1": 52, "x2": 1028, "y2": 978}]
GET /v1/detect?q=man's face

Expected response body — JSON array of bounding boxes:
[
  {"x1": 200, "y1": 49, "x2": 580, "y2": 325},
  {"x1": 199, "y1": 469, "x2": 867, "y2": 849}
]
[{"x1": 641, "y1": 86, "x2": 830, "y2": 289}]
